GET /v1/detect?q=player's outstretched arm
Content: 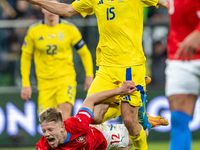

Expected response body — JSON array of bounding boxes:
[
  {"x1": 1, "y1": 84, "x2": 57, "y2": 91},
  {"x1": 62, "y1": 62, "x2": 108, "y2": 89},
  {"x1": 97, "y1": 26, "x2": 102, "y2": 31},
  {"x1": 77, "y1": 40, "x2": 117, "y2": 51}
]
[
  {"x1": 21, "y1": 0, "x2": 79, "y2": 17},
  {"x1": 82, "y1": 81, "x2": 137, "y2": 113}
]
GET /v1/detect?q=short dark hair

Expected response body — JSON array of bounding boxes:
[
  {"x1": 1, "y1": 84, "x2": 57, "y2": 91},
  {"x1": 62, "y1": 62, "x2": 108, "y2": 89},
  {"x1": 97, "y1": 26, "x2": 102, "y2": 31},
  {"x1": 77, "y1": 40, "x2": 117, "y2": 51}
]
[{"x1": 39, "y1": 107, "x2": 63, "y2": 124}]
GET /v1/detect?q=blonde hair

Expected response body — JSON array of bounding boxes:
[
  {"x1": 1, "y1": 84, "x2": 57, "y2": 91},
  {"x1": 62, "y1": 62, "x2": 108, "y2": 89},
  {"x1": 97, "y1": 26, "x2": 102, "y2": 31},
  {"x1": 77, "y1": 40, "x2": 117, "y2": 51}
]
[{"x1": 39, "y1": 107, "x2": 63, "y2": 124}]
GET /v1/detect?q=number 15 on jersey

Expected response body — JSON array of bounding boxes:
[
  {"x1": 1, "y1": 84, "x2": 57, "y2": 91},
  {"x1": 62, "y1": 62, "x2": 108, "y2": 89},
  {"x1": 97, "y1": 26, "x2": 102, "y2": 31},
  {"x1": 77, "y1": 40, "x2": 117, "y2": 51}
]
[{"x1": 107, "y1": 7, "x2": 115, "y2": 20}]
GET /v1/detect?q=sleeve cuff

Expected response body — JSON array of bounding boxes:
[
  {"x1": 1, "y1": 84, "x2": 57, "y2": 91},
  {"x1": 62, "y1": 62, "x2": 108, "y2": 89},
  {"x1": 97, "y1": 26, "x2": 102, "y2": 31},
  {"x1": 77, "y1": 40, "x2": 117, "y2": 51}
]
[
  {"x1": 142, "y1": 0, "x2": 159, "y2": 7},
  {"x1": 78, "y1": 107, "x2": 94, "y2": 119},
  {"x1": 86, "y1": 74, "x2": 94, "y2": 77},
  {"x1": 22, "y1": 78, "x2": 30, "y2": 87}
]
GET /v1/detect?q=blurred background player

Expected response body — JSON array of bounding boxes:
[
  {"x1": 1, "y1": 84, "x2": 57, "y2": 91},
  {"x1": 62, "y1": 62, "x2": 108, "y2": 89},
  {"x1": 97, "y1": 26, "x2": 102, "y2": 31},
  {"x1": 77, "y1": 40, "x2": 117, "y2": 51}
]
[
  {"x1": 166, "y1": 0, "x2": 200, "y2": 149},
  {"x1": 22, "y1": 0, "x2": 168, "y2": 149},
  {"x1": 20, "y1": 0, "x2": 94, "y2": 120}
]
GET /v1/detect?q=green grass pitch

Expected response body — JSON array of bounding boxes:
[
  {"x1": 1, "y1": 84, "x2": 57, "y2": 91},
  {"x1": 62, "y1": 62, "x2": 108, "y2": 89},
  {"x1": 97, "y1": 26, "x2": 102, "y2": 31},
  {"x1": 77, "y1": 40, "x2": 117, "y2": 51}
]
[{"x1": 0, "y1": 140, "x2": 199, "y2": 150}]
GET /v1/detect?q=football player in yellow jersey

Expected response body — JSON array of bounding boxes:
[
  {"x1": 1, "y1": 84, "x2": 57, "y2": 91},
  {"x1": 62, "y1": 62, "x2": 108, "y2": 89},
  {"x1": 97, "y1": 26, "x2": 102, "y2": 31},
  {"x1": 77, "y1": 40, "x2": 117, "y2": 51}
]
[
  {"x1": 20, "y1": 1, "x2": 94, "y2": 120},
  {"x1": 22, "y1": 0, "x2": 168, "y2": 149}
]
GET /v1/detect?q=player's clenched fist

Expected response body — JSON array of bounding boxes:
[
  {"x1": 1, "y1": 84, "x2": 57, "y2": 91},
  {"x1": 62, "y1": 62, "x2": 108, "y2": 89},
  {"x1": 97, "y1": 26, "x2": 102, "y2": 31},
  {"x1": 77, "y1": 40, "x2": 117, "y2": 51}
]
[{"x1": 119, "y1": 81, "x2": 137, "y2": 95}]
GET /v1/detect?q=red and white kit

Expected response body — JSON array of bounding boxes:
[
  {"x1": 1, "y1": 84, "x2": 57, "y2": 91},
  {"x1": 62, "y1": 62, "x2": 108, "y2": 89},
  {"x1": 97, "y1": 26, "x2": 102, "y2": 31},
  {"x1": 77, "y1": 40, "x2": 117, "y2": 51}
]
[
  {"x1": 166, "y1": 0, "x2": 200, "y2": 96},
  {"x1": 167, "y1": 0, "x2": 200, "y2": 60},
  {"x1": 36, "y1": 108, "x2": 129, "y2": 150}
]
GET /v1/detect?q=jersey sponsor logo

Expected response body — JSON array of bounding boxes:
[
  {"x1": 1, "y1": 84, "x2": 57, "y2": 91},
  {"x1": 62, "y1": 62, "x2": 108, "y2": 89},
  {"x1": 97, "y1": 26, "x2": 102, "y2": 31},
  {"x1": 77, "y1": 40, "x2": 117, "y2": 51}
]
[
  {"x1": 78, "y1": 111, "x2": 91, "y2": 118},
  {"x1": 38, "y1": 36, "x2": 44, "y2": 40},
  {"x1": 76, "y1": 135, "x2": 87, "y2": 144},
  {"x1": 47, "y1": 34, "x2": 56, "y2": 39},
  {"x1": 58, "y1": 33, "x2": 64, "y2": 40},
  {"x1": 98, "y1": 0, "x2": 103, "y2": 5}
]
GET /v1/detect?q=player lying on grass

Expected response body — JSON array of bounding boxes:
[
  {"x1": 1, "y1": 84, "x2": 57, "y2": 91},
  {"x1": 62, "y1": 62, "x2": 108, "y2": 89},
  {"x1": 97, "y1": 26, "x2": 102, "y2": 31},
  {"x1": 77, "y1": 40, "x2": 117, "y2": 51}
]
[{"x1": 37, "y1": 81, "x2": 168, "y2": 150}]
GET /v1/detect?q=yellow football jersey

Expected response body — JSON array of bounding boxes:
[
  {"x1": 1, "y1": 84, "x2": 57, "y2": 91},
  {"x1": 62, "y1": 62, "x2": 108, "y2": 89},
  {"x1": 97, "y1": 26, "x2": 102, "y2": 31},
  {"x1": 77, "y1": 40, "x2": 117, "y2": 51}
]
[
  {"x1": 21, "y1": 19, "x2": 92, "y2": 89},
  {"x1": 72, "y1": 0, "x2": 158, "y2": 67}
]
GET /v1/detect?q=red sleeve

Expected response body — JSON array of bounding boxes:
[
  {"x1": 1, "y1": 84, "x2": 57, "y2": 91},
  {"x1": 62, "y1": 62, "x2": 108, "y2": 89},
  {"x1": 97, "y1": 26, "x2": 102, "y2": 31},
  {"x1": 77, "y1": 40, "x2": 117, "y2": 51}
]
[
  {"x1": 75, "y1": 107, "x2": 94, "y2": 126},
  {"x1": 195, "y1": 1, "x2": 200, "y2": 31},
  {"x1": 64, "y1": 107, "x2": 94, "y2": 134},
  {"x1": 195, "y1": 21, "x2": 200, "y2": 32},
  {"x1": 36, "y1": 137, "x2": 50, "y2": 150}
]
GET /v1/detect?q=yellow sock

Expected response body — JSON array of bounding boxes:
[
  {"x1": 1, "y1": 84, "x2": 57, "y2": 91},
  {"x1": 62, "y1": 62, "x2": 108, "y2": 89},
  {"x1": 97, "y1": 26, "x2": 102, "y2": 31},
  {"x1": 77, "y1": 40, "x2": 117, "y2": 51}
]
[{"x1": 129, "y1": 126, "x2": 148, "y2": 150}]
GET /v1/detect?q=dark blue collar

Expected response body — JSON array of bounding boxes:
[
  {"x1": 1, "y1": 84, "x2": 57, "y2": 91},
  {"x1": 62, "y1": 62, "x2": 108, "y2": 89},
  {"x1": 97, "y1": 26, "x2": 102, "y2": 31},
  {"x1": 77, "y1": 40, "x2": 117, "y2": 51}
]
[
  {"x1": 42, "y1": 18, "x2": 61, "y2": 24},
  {"x1": 62, "y1": 132, "x2": 71, "y2": 145}
]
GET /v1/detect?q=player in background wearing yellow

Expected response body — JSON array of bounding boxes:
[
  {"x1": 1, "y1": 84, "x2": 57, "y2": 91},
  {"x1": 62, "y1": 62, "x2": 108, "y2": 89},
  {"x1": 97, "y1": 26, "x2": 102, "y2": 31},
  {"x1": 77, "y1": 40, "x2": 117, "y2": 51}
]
[
  {"x1": 20, "y1": 0, "x2": 94, "y2": 120},
  {"x1": 22, "y1": 0, "x2": 168, "y2": 149}
]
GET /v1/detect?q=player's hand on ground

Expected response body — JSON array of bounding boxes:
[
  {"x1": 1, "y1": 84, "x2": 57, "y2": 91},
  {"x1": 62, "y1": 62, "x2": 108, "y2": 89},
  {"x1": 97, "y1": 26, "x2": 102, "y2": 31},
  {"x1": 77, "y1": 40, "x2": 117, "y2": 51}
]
[
  {"x1": 21, "y1": 86, "x2": 32, "y2": 101},
  {"x1": 175, "y1": 30, "x2": 200, "y2": 61},
  {"x1": 84, "y1": 76, "x2": 93, "y2": 91},
  {"x1": 119, "y1": 81, "x2": 137, "y2": 95}
]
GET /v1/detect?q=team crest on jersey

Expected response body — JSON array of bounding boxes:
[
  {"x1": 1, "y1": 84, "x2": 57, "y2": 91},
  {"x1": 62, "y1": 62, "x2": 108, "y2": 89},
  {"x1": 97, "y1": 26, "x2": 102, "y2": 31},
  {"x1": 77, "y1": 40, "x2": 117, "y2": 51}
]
[
  {"x1": 76, "y1": 0, "x2": 80, "y2": 2},
  {"x1": 58, "y1": 33, "x2": 64, "y2": 40},
  {"x1": 76, "y1": 136, "x2": 87, "y2": 144}
]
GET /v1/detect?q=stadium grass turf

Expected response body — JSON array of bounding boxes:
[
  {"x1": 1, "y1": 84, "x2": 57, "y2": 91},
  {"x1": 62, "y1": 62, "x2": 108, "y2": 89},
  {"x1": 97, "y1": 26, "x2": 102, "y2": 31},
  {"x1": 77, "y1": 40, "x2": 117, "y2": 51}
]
[
  {"x1": 0, "y1": 141, "x2": 199, "y2": 150},
  {"x1": 130, "y1": 140, "x2": 200, "y2": 150}
]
